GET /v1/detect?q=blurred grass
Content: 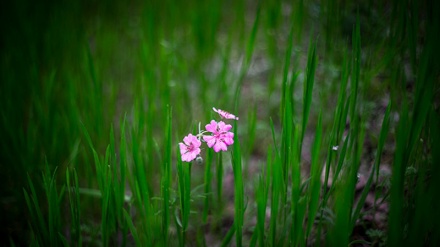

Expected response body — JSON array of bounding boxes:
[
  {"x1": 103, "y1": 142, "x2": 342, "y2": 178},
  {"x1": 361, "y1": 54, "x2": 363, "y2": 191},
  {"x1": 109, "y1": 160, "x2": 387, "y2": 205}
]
[{"x1": 1, "y1": 0, "x2": 440, "y2": 246}]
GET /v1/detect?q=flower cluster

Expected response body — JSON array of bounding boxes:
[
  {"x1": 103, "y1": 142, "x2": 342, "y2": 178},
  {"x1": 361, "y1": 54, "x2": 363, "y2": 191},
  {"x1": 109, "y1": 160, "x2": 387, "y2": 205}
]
[{"x1": 179, "y1": 108, "x2": 238, "y2": 162}]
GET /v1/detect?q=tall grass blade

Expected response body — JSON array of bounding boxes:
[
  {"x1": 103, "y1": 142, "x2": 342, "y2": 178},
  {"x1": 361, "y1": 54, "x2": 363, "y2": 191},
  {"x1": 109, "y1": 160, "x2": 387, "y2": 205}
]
[
  {"x1": 161, "y1": 105, "x2": 172, "y2": 245},
  {"x1": 349, "y1": 15, "x2": 361, "y2": 127},
  {"x1": 203, "y1": 148, "x2": 213, "y2": 222},
  {"x1": 256, "y1": 174, "x2": 267, "y2": 247},
  {"x1": 291, "y1": 124, "x2": 303, "y2": 246},
  {"x1": 232, "y1": 121, "x2": 244, "y2": 247},
  {"x1": 351, "y1": 102, "x2": 391, "y2": 228},
  {"x1": 123, "y1": 209, "x2": 141, "y2": 246},
  {"x1": 234, "y1": 0, "x2": 261, "y2": 110},
  {"x1": 23, "y1": 175, "x2": 48, "y2": 245},
  {"x1": 306, "y1": 112, "x2": 322, "y2": 237},
  {"x1": 268, "y1": 148, "x2": 281, "y2": 246},
  {"x1": 66, "y1": 168, "x2": 81, "y2": 246},
  {"x1": 388, "y1": 102, "x2": 409, "y2": 247},
  {"x1": 426, "y1": 110, "x2": 440, "y2": 245},
  {"x1": 216, "y1": 152, "x2": 224, "y2": 211},
  {"x1": 280, "y1": 20, "x2": 296, "y2": 121},
  {"x1": 301, "y1": 40, "x2": 317, "y2": 145},
  {"x1": 220, "y1": 224, "x2": 235, "y2": 247},
  {"x1": 281, "y1": 72, "x2": 295, "y2": 204},
  {"x1": 389, "y1": 6, "x2": 438, "y2": 243},
  {"x1": 176, "y1": 148, "x2": 185, "y2": 246}
]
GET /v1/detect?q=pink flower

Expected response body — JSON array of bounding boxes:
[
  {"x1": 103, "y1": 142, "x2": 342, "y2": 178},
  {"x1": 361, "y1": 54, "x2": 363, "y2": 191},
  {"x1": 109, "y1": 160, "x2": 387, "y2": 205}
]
[
  {"x1": 179, "y1": 134, "x2": 202, "y2": 162},
  {"x1": 213, "y1": 107, "x2": 239, "y2": 120},
  {"x1": 203, "y1": 120, "x2": 234, "y2": 152}
]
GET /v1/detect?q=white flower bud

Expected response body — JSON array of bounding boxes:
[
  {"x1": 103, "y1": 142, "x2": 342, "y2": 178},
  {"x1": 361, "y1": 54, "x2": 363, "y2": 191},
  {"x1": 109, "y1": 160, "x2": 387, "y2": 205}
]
[{"x1": 196, "y1": 156, "x2": 203, "y2": 164}]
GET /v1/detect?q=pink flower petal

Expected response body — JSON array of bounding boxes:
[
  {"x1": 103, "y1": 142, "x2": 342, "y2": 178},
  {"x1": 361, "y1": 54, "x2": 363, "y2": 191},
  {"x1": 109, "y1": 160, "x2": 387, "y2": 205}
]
[
  {"x1": 217, "y1": 121, "x2": 232, "y2": 132},
  {"x1": 183, "y1": 134, "x2": 192, "y2": 145},
  {"x1": 213, "y1": 107, "x2": 239, "y2": 120},
  {"x1": 179, "y1": 143, "x2": 187, "y2": 154},
  {"x1": 224, "y1": 132, "x2": 234, "y2": 138},
  {"x1": 205, "y1": 120, "x2": 218, "y2": 133},
  {"x1": 213, "y1": 143, "x2": 221, "y2": 152},
  {"x1": 213, "y1": 141, "x2": 227, "y2": 152},
  {"x1": 188, "y1": 152, "x2": 196, "y2": 161},
  {"x1": 223, "y1": 136, "x2": 234, "y2": 145},
  {"x1": 193, "y1": 140, "x2": 201, "y2": 148},
  {"x1": 203, "y1": 135, "x2": 216, "y2": 148},
  {"x1": 182, "y1": 153, "x2": 191, "y2": 162}
]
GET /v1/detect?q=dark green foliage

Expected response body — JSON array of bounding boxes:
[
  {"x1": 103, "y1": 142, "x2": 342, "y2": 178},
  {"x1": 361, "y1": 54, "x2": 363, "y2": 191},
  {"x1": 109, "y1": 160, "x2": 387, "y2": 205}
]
[{"x1": 2, "y1": 0, "x2": 439, "y2": 246}]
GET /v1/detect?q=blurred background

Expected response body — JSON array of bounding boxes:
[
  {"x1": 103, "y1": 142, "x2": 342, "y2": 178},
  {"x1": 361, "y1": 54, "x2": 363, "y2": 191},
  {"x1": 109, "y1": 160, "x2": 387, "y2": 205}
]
[{"x1": 1, "y1": 0, "x2": 438, "y2": 246}]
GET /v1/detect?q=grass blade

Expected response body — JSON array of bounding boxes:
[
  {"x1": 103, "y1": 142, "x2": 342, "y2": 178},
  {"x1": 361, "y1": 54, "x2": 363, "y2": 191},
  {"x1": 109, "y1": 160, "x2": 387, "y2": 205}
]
[
  {"x1": 123, "y1": 209, "x2": 141, "y2": 246},
  {"x1": 161, "y1": 105, "x2": 172, "y2": 245},
  {"x1": 306, "y1": 112, "x2": 323, "y2": 237},
  {"x1": 351, "y1": 102, "x2": 391, "y2": 227},
  {"x1": 301, "y1": 39, "x2": 317, "y2": 145},
  {"x1": 231, "y1": 121, "x2": 244, "y2": 247}
]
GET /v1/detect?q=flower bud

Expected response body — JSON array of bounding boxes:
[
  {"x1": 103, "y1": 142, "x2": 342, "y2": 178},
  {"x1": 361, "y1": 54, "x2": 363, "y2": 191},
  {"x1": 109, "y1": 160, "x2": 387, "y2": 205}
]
[{"x1": 196, "y1": 155, "x2": 203, "y2": 164}]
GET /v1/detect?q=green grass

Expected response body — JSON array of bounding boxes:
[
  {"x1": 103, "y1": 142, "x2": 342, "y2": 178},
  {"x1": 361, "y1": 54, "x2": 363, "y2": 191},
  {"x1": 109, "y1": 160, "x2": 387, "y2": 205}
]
[{"x1": 2, "y1": 0, "x2": 440, "y2": 246}]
